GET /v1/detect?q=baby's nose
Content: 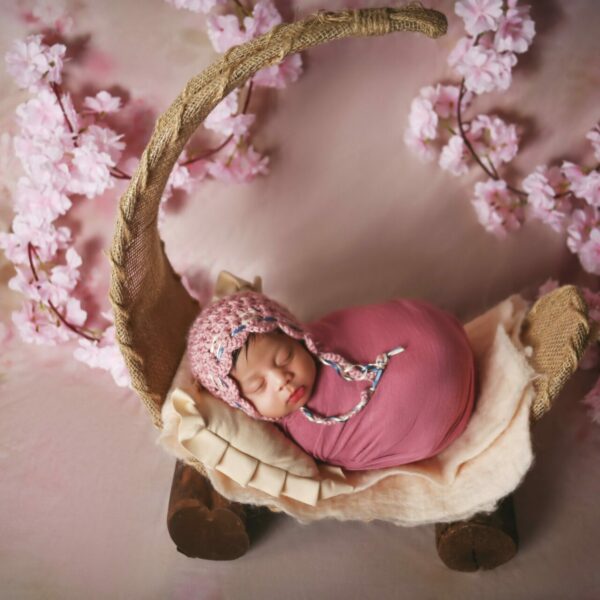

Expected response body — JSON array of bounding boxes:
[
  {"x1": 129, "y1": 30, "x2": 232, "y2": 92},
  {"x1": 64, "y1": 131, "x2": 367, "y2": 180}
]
[{"x1": 274, "y1": 368, "x2": 291, "y2": 388}]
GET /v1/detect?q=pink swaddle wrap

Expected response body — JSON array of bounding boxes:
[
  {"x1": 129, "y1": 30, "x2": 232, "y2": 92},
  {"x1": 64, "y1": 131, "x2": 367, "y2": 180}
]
[{"x1": 276, "y1": 298, "x2": 476, "y2": 470}]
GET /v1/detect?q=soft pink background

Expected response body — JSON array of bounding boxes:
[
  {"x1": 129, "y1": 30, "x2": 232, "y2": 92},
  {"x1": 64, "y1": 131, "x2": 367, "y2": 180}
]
[{"x1": 1, "y1": 0, "x2": 600, "y2": 598}]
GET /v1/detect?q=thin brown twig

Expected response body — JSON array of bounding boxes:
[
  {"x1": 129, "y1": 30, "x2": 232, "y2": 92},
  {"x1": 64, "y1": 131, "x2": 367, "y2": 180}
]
[
  {"x1": 456, "y1": 79, "x2": 527, "y2": 198},
  {"x1": 109, "y1": 170, "x2": 131, "y2": 180},
  {"x1": 27, "y1": 242, "x2": 101, "y2": 342},
  {"x1": 232, "y1": 0, "x2": 252, "y2": 18},
  {"x1": 183, "y1": 79, "x2": 255, "y2": 166},
  {"x1": 457, "y1": 79, "x2": 495, "y2": 180},
  {"x1": 51, "y1": 81, "x2": 76, "y2": 135}
]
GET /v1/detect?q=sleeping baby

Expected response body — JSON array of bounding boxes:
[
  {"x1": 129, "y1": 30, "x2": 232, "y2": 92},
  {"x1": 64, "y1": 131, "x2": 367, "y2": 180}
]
[{"x1": 186, "y1": 290, "x2": 476, "y2": 471}]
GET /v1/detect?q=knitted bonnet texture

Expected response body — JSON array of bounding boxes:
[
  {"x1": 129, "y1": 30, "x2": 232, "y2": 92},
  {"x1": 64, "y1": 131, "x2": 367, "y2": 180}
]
[
  {"x1": 186, "y1": 290, "x2": 395, "y2": 423},
  {"x1": 187, "y1": 291, "x2": 321, "y2": 421}
]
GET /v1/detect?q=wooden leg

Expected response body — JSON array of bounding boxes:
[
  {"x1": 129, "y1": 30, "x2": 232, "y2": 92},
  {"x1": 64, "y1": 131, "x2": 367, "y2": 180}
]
[
  {"x1": 167, "y1": 460, "x2": 250, "y2": 560},
  {"x1": 434, "y1": 494, "x2": 518, "y2": 571}
]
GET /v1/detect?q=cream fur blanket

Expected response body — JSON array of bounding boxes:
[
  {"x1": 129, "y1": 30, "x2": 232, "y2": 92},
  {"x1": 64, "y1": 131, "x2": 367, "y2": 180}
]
[{"x1": 161, "y1": 294, "x2": 537, "y2": 526}]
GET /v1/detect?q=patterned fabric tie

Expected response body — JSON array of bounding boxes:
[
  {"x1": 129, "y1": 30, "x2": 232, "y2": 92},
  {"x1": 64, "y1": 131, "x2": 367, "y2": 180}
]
[{"x1": 299, "y1": 345, "x2": 406, "y2": 425}]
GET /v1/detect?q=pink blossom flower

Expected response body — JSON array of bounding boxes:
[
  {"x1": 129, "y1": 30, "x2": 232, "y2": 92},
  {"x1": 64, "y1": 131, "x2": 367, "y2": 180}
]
[
  {"x1": 420, "y1": 84, "x2": 472, "y2": 119},
  {"x1": 243, "y1": 0, "x2": 282, "y2": 38},
  {"x1": 582, "y1": 376, "x2": 600, "y2": 425},
  {"x1": 469, "y1": 114, "x2": 519, "y2": 166},
  {"x1": 407, "y1": 96, "x2": 439, "y2": 140},
  {"x1": 8, "y1": 267, "x2": 45, "y2": 303},
  {"x1": 439, "y1": 135, "x2": 470, "y2": 176},
  {"x1": 9, "y1": 265, "x2": 69, "y2": 307},
  {"x1": 14, "y1": 176, "x2": 72, "y2": 222},
  {"x1": 577, "y1": 172, "x2": 600, "y2": 207},
  {"x1": 14, "y1": 134, "x2": 65, "y2": 173},
  {"x1": 165, "y1": 0, "x2": 225, "y2": 13},
  {"x1": 472, "y1": 178, "x2": 523, "y2": 238},
  {"x1": 11, "y1": 298, "x2": 84, "y2": 345},
  {"x1": 15, "y1": 148, "x2": 72, "y2": 194},
  {"x1": 74, "y1": 317, "x2": 131, "y2": 387},
  {"x1": 455, "y1": 0, "x2": 503, "y2": 36},
  {"x1": 206, "y1": 143, "x2": 269, "y2": 183},
  {"x1": 586, "y1": 124, "x2": 600, "y2": 162},
  {"x1": 578, "y1": 228, "x2": 600, "y2": 275},
  {"x1": 160, "y1": 161, "x2": 202, "y2": 212},
  {"x1": 448, "y1": 37, "x2": 474, "y2": 70},
  {"x1": 78, "y1": 125, "x2": 125, "y2": 164},
  {"x1": 5, "y1": 34, "x2": 66, "y2": 91},
  {"x1": 12, "y1": 302, "x2": 62, "y2": 345},
  {"x1": 83, "y1": 91, "x2": 122, "y2": 114},
  {"x1": 494, "y1": 4, "x2": 536, "y2": 54},
  {"x1": 205, "y1": 14, "x2": 250, "y2": 53},
  {"x1": 523, "y1": 165, "x2": 572, "y2": 232},
  {"x1": 50, "y1": 247, "x2": 82, "y2": 291},
  {"x1": 0, "y1": 214, "x2": 71, "y2": 264},
  {"x1": 403, "y1": 128, "x2": 437, "y2": 162},
  {"x1": 566, "y1": 205, "x2": 597, "y2": 253},
  {"x1": 454, "y1": 44, "x2": 516, "y2": 95},
  {"x1": 253, "y1": 54, "x2": 303, "y2": 89},
  {"x1": 562, "y1": 161, "x2": 600, "y2": 206},
  {"x1": 67, "y1": 140, "x2": 116, "y2": 199},
  {"x1": 15, "y1": 88, "x2": 66, "y2": 138},
  {"x1": 204, "y1": 89, "x2": 255, "y2": 139}
]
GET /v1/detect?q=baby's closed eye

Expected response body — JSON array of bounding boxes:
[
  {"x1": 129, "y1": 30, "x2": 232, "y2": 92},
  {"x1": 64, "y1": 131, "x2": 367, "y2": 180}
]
[
  {"x1": 276, "y1": 348, "x2": 293, "y2": 366},
  {"x1": 246, "y1": 378, "x2": 265, "y2": 394}
]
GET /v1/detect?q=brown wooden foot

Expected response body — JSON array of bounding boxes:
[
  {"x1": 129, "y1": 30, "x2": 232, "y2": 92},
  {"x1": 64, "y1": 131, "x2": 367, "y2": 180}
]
[
  {"x1": 167, "y1": 460, "x2": 250, "y2": 560},
  {"x1": 434, "y1": 494, "x2": 518, "y2": 571}
]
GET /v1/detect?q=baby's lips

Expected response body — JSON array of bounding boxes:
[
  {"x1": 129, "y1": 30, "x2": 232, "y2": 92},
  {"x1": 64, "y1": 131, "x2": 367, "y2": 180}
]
[{"x1": 287, "y1": 385, "x2": 305, "y2": 404}]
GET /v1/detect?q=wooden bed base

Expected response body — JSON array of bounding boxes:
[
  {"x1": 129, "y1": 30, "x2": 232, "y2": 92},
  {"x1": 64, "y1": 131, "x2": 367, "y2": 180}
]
[{"x1": 167, "y1": 460, "x2": 518, "y2": 570}]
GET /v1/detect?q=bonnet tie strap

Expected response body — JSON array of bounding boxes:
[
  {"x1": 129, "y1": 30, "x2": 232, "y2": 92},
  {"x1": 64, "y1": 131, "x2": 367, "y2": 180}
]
[{"x1": 299, "y1": 345, "x2": 406, "y2": 425}]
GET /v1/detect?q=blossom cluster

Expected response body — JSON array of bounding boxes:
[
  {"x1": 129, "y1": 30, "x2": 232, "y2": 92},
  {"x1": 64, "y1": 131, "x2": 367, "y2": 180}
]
[
  {"x1": 167, "y1": 0, "x2": 302, "y2": 107},
  {"x1": 1, "y1": 31, "x2": 132, "y2": 385},
  {"x1": 1, "y1": 0, "x2": 303, "y2": 387},
  {"x1": 157, "y1": 0, "x2": 304, "y2": 210},
  {"x1": 404, "y1": 0, "x2": 600, "y2": 275}
]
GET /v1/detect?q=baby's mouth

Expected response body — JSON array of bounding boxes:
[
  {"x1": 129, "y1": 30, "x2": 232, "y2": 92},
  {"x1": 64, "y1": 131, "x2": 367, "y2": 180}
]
[{"x1": 287, "y1": 386, "x2": 305, "y2": 405}]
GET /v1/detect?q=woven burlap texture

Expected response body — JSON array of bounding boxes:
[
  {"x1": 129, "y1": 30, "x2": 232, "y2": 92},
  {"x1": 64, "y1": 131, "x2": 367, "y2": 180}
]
[{"x1": 108, "y1": 5, "x2": 447, "y2": 429}]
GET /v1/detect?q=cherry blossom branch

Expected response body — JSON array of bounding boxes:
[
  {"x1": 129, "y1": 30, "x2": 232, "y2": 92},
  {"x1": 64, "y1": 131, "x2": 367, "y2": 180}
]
[
  {"x1": 232, "y1": 0, "x2": 252, "y2": 19},
  {"x1": 109, "y1": 169, "x2": 131, "y2": 179},
  {"x1": 27, "y1": 242, "x2": 101, "y2": 342},
  {"x1": 456, "y1": 79, "x2": 497, "y2": 180},
  {"x1": 51, "y1": 83, "x2": 132, "y2": 182},
  {"x1": 183, "y1": 79, "x2": 255, "y2": 166},
  {"x1": 50, "y1": 81, "x2": 76, "y2": 135},
  {"x1": 457, "y1": 78, "x2": 527, "y2": 198}
]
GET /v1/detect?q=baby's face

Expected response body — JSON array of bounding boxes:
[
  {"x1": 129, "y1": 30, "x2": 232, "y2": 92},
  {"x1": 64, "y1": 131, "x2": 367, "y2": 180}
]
[{"x1": 230, "y1": 331, "x2": 317, "y2": 419}]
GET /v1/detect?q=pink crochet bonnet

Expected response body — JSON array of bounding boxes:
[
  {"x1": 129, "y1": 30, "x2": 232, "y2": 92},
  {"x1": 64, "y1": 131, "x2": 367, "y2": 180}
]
[{"x1": 186, "y1": 291, "x2": 405, "y2": 424}]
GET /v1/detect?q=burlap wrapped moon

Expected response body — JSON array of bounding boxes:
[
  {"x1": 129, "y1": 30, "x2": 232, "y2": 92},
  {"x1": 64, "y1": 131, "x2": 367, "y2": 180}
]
[{"x1": 108, "y1": 5, "x2": 448, "y2": 429}]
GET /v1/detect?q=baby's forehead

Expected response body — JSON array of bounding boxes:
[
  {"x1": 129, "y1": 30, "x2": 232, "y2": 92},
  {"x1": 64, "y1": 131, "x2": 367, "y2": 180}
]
[
  {"x1": 248, "y1": 330, "x2": 290, "y2": 354},
  {"x1": 232, "y1": 330, "x2": 289, "y2": 371}
]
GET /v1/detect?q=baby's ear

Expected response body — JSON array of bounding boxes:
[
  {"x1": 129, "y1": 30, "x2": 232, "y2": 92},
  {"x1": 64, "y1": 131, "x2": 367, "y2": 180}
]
[{"x1": 214, "y1": 270, "x2": 262, "y2": 298}]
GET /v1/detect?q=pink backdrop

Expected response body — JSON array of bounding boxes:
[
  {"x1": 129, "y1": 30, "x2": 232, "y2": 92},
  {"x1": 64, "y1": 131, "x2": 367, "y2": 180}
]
[{"x1": 1, "y1": 0, "x2": 600, "y2": 598}]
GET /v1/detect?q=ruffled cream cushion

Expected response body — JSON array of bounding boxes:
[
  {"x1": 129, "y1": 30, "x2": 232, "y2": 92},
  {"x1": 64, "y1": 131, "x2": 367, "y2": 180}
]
[
  {"x1": 158, "y1": 293, "x2": 539, "y2": 523},
  {"x1": 158, "y1": 354, "x2": 353, "y2": 504}
]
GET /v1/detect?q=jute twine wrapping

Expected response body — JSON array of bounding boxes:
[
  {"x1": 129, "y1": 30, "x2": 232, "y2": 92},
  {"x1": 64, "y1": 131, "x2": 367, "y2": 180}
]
[{"x1": 108, "y1": 5, "x2": 448, "y2": 429}]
